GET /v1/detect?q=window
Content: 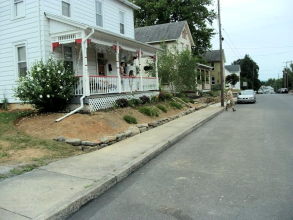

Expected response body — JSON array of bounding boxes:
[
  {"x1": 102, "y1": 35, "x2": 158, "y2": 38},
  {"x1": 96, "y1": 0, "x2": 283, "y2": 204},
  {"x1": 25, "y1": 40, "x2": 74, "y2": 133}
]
[
  {"x1": 62, "y1": 0, "x2": 70, "y2": 17},
  {"x1": 119, "y1": 11, "x2": 125, "y2": 34},
  {"x1": 181, "y1": 43, "x2": 184, "y2": 51},
  {"x1": 13, "y1": 0, "x2": 25, "y2": 18},
  {"x1": 16, "y1": 45, "x2": 27, "y2": 77},
  {"x1": 211, "y1": 63, "x2": 214, "y2": 70},
  {"x1": 95, "y1": 1, "x2": 103, "y2": 27},
  {"x1": 211, "y1": 76, "x2": 215, "y2": 85}
]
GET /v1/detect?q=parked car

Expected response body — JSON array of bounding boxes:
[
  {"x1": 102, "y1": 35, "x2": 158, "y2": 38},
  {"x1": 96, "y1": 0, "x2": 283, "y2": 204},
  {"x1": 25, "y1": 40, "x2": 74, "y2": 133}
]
[
  {"x1": 237, "y1": 90, "x2": 256, "y2": 103},
  {"x1": 279, "y1": 88, "x2": 288, "y2": 93}
]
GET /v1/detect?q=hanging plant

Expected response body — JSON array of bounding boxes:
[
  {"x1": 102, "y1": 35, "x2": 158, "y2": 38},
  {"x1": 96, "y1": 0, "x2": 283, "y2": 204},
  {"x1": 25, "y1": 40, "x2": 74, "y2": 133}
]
[{"x1": 97, "y1": 57, "x2": 108, "y2": 65}]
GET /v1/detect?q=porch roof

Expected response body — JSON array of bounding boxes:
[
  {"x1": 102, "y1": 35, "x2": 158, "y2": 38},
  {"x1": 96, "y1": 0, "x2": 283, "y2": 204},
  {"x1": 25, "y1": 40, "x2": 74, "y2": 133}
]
[{"x1": 45, "y1": 12, "x2": 163, "y2": 54}]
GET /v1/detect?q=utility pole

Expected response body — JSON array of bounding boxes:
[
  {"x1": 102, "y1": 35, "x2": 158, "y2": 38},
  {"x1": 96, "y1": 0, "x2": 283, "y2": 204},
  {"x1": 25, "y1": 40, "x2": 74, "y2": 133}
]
[
  {"x1": 218, "y1": 0, "x2": 224, "y2": 107},
  {"x1": 283, "y1": 61, "x2": 292, "y2": 88}
]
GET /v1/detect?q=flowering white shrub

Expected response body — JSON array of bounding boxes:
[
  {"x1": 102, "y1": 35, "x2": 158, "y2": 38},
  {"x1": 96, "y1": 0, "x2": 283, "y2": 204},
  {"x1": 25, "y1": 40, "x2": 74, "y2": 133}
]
[{"x1": 14, "y1": 58, "x2": 77, "y2": 112}]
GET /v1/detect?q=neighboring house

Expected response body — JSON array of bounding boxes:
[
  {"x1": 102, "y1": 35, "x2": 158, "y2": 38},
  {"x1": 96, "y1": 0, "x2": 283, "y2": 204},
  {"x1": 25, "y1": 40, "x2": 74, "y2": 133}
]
[
  {"x1": 225, "y1": 65, "x2": 241, "y2": 90},
  {"x1": 201, "y1": 49, "x2": 226, "y2": 90},
  {"x1": 135, "y1": 21, "x2": 212, "y2": 91},
  {"x1": 0, "y1": 0, "x2": 161, "y2": 112},
  {"x1": 259, "y1": 86, "x2": 274, "y2": 94}
]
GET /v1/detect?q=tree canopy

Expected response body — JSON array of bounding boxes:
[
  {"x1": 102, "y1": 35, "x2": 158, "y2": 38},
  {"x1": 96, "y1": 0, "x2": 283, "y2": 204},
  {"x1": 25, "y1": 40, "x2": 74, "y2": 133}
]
[
  {"x1": 225, "y1": 73, "x2": 239, "y2": 86},
  {"x1": 232, "y1": 54, "x2": 261, "y2": 90},
  {"x1": 130, "y1": 0, "x2": 216, "y2": 55}
]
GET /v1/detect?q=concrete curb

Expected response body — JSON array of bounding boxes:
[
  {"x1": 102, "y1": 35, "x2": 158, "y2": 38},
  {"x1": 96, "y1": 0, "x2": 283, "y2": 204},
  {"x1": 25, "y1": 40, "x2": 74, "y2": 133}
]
[{"x1": 34, "y1": 107, "x2": 224, "y2": 220}]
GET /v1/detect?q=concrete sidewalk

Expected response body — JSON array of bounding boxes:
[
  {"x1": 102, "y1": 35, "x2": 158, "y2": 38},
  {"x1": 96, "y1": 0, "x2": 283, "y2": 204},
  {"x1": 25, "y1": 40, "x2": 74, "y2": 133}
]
[{"x1": 0, "y1": 103, "x2": 224, "y2": 220}]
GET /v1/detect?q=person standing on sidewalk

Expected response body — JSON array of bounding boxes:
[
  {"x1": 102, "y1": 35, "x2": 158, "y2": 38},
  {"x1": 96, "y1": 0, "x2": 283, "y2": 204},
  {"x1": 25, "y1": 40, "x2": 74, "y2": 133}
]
[{"x1": 226, "y1": 87, "x2": 236, "y2": 111}]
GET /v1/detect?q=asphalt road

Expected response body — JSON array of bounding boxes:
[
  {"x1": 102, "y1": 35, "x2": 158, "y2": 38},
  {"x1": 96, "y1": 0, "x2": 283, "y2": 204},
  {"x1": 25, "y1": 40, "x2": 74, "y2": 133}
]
[{"x1": 68, "y1": 94, "x2": 293, "y2": 220}]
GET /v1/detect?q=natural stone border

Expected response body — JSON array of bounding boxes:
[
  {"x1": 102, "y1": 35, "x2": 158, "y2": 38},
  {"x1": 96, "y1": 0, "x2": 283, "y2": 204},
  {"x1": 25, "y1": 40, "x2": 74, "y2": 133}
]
[{"x1": 53, "y1": 103, "x2": 214, "y2": 150}]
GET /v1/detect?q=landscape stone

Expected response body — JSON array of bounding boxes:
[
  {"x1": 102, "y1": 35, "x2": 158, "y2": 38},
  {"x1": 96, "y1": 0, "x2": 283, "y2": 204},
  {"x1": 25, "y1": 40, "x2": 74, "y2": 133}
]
[
  {"x1": 128, "y1": 126, "x2": 140, "y2": 135},
  {"x1": 116, "y1": 133, "x2": 126, "y2": 141},
  {"x1": 137, "y1": 123, "x2": 148, "y2": 128},
  {"x1": 53, "y1": 137, "x2": 66, "y2": 142},
  {"x1": 81, "y1": 141, "x2": 99, "y2": 146},
  {"x1": 65, "y1": 139, "x2": 82, "y2": 146},
  {"x1": 105, "y1": 136, "x2": 117, "y2": 142},
  {"x1": 100, "y1": 137, "x2": 110, "y2": 144},
  {"x1": 100, "y1": 144, "x2": 108, "y2": 148},
  {"x1": 139, "y1": 127, "x2": 148, "y2": 133}
]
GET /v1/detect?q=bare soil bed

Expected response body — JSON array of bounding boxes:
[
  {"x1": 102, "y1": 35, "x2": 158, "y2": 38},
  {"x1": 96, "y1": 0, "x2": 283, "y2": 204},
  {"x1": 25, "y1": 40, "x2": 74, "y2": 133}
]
[{"x1": 15, "y1": 104, "x2": 203, "y2": 142}]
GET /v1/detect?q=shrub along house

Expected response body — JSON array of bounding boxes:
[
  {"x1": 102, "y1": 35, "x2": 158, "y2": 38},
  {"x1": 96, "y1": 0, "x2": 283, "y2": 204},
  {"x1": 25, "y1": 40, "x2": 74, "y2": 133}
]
[
  {"x1": 0, "y1": 0, "x2": 161, "y2": 116},
  {"x1": 134, "y1": 21, "x2": 212, "y2": 92}
]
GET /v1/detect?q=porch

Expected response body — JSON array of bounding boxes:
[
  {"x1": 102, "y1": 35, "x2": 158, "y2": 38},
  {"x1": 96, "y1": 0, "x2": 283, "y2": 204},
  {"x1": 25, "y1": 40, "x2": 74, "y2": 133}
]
[{"x1": 74, "y1": 76, "x2": 157, "y2": 95}]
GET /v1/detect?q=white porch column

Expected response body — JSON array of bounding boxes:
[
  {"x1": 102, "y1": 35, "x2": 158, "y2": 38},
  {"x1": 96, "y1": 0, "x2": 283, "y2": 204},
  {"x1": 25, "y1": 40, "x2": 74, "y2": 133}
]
[
  {"x1": 155, "y1": 51, "x2": 159, "y2": 90},
  {"x1": 204, "y1": 71, "x2": 206, "y2": 89},
  {"x1": 82, "y1": 32, "x2": 90, "y2": 96},
  {"x1": 139, "y1": 48, "x2": 143, "y2": 91},
  {"x1": 116, "y1": 42, "x2": 121, "y2": 93}
]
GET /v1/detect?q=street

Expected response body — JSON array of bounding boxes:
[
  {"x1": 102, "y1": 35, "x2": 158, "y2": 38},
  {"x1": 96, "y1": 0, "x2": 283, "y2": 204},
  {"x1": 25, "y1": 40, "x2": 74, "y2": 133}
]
[{"x1": 68, "y1": 94, "x2": 293, "y2": 220}]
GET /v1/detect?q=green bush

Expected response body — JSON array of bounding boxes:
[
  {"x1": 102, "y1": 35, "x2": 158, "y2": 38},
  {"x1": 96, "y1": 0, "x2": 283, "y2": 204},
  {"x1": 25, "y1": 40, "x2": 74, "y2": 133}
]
[
  {"x1": 139, "y1": 95, "x2": 150, "y2": 104},
  {"x1": 151, "y1": 95, "x2": 159, "y2": 103},
  {"x1": 1, "y1": 95, "x2": 9, "y2": 111},
  {"x1": 138, "y1": 106, "x2": 160, "y2": 117},
  {"x1": 176, "y1": 93, "x2": 185, "y2": 98},
  {"x1": 207, "y1": 91, "x2": 217, "y2": 97},
  {"x1": 181, "y1": 97, "x2": 189, "y2": 103},
  {"x1": 158, "y1": 91, "x2": 166, "y2": 101},
  {"x1": 165, "y1": 93, "x2": 173, "y2": 100},
  {"x1": 115, "y1": 98, "x2": 129, "y2": 108},
  {"x1": 169, "y1": 102, "x2": 183, "y2": 109},
  {"x1": 123, "y1": 115, "x2": 137, "y2": 124},
  {"x1": 14, "y1": 58, "x2": 78, "y2": 112},
  {"x1": 156, "y1": 104, "x2": 168, "y2": 113},
  {"x1": 129, "y1": 98, "x2": 141, "y2": 107}
]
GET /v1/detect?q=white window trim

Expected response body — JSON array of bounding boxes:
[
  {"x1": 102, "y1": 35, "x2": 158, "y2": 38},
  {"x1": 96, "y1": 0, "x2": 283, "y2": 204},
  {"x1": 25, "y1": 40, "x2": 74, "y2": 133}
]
[
  {"x1": 61, "y1": 0, "x2": 73, "y2": 18},
  {"x1": 13, "y1": 41, "x2": 28, "y2": 80},
  {"x1": 10, "y1": 0, "x2": 26, "y2": 20},
  {"x1": 95, "y1": 0, "x2": 104, "y2": 27},
  {"x1": 119, "y1": 10, "x2": 125, "y2": 35}
]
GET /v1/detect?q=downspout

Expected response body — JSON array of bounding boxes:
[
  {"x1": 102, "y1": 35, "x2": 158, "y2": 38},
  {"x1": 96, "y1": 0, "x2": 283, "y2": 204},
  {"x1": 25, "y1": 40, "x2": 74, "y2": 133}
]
[{"x1": 56, "y1": 28, "x2": 94, "y2": 122}]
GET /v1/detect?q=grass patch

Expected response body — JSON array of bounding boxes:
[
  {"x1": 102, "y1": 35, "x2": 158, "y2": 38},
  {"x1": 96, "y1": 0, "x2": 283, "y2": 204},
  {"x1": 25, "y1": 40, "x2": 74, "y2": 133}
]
[
  {"x1": 0, "y1": 151, "x2": 10, "y2": 158},
  {"x1": 0, "y1": 111, "x2": 82, "y2": 178},
  {"x1": 123, "y1": 115, "x2": 137, "y2": 124},
  {"x1": 169, "y1": 102, "x2": 183, "y2": 109},
  {"x1": 138, "y1": 106, "x2": 160, "y2": 117},
  {"x1": 156, "y1": 104, "x2": 168, "y2": 113}
]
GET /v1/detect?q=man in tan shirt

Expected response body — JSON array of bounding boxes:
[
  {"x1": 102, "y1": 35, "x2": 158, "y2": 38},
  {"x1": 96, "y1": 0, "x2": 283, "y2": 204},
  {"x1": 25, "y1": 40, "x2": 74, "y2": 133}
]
[{"x1": 226, "y1": 87, "x2": 236, "y2": 111}]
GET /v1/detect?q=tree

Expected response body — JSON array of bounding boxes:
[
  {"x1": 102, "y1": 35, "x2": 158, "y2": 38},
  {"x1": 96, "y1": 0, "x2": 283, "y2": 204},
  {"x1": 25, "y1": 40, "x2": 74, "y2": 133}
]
[
  {"x1": 225, "y1": 73, "x2": 239, "y2": 86},
  {"x1": 283, "y1": 63, "x2": 293, "y2": 90},
  {"x1": 130, "y1": 0, "x2": 216, "y2": 55},
  {"x1": 145, "y1": 42, "x2": 199, "y2": 94},
  {"x1": 232, "y1": 54, "x2": 260, "y2": 90}
]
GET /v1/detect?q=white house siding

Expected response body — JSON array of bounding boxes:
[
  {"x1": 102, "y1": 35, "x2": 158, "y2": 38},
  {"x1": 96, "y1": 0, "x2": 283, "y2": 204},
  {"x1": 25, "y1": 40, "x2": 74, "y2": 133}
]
[
  {"x1": 225, "y1": 69, "x2": 240, "y2": 90},
  {"x1": 0, "y1": 0, "x2": 40, "y2": 103},
  {"x1": 42, "y1": 0, "x2": 135, "y2": 40}
]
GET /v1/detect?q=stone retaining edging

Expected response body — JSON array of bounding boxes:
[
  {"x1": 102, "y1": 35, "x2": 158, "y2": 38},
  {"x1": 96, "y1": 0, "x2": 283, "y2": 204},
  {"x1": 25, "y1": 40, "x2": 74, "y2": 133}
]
[{"x1": 53, "y1": 103, "x2": 214, "y2": 150}]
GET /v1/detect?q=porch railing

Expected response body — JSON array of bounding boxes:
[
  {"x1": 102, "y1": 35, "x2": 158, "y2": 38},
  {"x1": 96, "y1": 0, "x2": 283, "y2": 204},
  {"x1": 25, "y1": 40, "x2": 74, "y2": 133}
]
[{"x1": 74, "y1": 76, "x2": 158, "y2": 95}]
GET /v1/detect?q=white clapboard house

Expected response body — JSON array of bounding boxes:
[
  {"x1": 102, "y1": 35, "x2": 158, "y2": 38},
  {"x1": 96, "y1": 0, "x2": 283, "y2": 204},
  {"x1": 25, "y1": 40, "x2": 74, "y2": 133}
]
[{"x1": 0, "y1": 0, "x2": 161, "y2": 115}]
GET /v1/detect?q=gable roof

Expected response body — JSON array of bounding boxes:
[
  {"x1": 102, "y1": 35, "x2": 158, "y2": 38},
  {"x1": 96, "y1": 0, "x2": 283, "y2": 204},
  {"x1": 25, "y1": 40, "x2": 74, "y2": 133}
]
[
  {"x1": 135, "y1": 21, "x2": 192, "y2": 44},
  {"x1": 201, "y1": 49, "x2": 226, "y2": 63},
  {"x1": 225, "y1": 65, "x2": 240, "y2": 72},
  {"x1": 118, "y1": 0, "x2": 140, "y2": 10}
]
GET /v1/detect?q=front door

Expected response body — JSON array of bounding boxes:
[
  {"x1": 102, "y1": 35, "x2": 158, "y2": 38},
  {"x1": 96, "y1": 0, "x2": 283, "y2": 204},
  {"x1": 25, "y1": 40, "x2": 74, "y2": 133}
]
[{"x1": 63, "y1": 45, "x2": 74, "y2": 74}]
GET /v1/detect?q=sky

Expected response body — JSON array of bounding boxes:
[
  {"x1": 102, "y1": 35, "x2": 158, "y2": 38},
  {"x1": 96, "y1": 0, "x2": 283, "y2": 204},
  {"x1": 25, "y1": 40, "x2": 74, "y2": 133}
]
[{"x1": 209, "y1": 0, "x2": 293, "y2": 81}]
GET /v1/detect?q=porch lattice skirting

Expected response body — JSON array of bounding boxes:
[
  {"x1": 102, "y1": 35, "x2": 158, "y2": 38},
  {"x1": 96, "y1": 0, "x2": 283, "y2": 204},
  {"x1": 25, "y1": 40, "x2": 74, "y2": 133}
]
[{"x1": 88, "y1": 92, "x2": 159, "y2": 112}]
